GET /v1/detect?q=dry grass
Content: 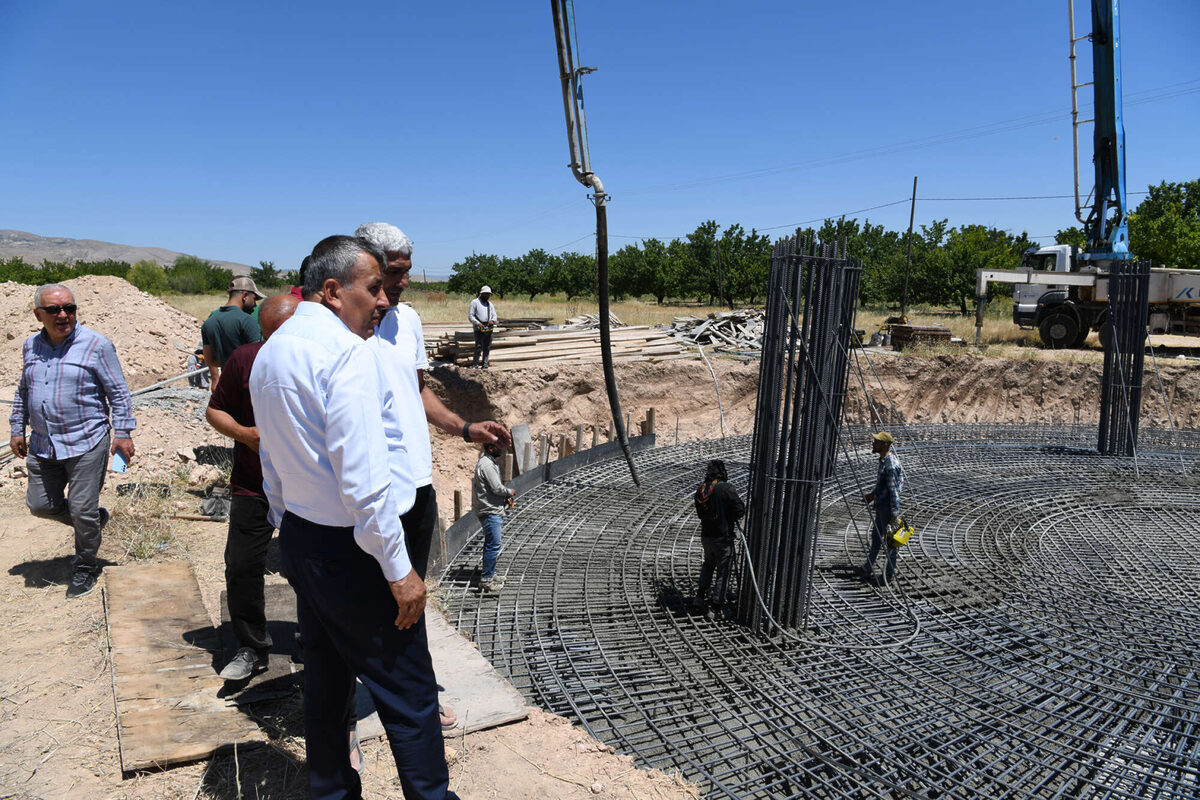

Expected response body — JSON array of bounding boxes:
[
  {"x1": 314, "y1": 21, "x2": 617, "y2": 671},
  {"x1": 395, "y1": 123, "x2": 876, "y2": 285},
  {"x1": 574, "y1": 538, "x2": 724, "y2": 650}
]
[
  {"x1": 160, "y1": 289, "x2": 736, "y2": 328},
  {"x1": 106, "y1": 467, "x2": 195, "y2": 561}
]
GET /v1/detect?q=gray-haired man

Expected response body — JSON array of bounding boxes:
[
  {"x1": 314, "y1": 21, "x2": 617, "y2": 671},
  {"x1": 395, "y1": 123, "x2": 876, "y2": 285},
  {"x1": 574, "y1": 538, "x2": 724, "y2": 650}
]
[
  {"x1": 9, "y1": 284, "x2": 136, "y2": 598},
  {"x1": 356, "y1": 221, "x2": 511, "y2": 729}
]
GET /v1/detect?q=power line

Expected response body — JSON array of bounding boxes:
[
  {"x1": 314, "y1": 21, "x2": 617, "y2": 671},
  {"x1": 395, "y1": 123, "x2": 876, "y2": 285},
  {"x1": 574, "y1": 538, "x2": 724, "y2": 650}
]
[{"x1": 920, "y1": 190, "x2": 1148, "y2": 201}]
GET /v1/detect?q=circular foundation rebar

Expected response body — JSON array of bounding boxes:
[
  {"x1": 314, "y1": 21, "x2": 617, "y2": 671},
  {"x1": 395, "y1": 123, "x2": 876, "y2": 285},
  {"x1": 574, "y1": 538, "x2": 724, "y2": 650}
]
[{"x1": 443, "y1": 424, "x2": 1200, "y2": 799}]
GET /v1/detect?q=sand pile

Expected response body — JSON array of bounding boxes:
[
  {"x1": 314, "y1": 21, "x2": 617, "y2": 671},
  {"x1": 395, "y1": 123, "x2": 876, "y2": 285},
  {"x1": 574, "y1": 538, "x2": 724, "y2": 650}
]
[{"x1": 0, "y1": 276, "x2": 201, "y2": 392}]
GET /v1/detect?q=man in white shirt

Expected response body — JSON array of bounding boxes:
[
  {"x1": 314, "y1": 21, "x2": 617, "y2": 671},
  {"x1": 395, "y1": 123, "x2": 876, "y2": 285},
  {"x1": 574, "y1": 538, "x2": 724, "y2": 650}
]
[
  {"x1": 250, "y1": 235, "x2": 459, "y2": 800},
  {"x1": 356, "y1": 222, "x2": 510, "y2": 730},
  {"x1": 468, "y1": 286, "x2": 498, "y2": 368}
]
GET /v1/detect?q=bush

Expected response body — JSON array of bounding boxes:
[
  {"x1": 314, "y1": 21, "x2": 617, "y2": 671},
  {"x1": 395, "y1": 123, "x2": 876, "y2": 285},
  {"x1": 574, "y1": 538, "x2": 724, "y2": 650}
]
[
  {"x1": 166, "y1": 255, "x2": 232, "y2": 294},
  {"x1": 127, "y1": 260, "x2": 169, "y2": 294}
]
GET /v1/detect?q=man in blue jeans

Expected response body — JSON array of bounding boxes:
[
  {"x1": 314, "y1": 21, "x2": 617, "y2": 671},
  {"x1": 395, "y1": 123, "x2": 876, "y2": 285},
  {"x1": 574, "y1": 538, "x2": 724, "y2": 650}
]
[
  {"x1": 860, "y1": 431, "x2": 904, "y2": 585},
  {"x1": 472, "y1": 441, "x2": 513, "y2": 593}
]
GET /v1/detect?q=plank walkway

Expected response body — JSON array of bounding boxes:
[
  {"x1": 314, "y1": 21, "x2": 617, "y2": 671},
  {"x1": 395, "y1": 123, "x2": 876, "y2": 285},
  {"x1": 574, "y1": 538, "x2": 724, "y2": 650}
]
[{"x1": 105, "y1": 561, "x2": 265, "y2": 772}]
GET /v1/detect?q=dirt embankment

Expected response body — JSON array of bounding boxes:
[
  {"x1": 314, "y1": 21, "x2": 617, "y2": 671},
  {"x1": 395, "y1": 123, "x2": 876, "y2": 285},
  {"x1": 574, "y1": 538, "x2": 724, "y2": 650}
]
[{"x1": 1, "y1": 276, "x2": 201, "y2": 392}]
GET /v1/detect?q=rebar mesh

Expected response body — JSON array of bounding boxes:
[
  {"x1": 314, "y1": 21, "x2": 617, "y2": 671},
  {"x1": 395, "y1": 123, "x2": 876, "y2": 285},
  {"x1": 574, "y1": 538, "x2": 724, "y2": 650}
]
[{"x1": 442, "y1": 424, "x2": 1200, "y2": 799}]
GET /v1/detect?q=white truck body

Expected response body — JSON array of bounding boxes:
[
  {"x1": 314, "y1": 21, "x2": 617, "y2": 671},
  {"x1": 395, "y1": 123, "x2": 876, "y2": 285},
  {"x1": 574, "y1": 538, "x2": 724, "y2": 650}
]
[{"x1": 975, "y1": 244, "x2": 1200, "y2": 346}]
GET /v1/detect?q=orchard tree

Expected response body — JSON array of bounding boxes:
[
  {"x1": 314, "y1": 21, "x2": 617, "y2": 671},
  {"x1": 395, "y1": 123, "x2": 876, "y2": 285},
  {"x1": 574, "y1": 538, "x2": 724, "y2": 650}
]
[
  {"x1": 558, "y1": 252, "x2": 595, "y2": 300},
  {"x1": 1129, "y1": 179, "x2": 1200, "y2": 268}
]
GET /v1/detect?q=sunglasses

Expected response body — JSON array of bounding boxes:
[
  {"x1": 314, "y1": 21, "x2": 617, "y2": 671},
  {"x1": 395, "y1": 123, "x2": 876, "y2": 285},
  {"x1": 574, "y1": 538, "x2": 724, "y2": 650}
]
[{"x1": 38, "y1": 304, "x2": 78, "y2": 315}]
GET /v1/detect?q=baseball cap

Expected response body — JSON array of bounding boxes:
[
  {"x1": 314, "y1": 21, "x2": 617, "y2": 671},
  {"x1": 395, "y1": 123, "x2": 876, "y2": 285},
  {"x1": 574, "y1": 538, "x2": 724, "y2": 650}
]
[
  {"x1": 480, "y1": 285, "x2": 493, "y2": 295},
  {"x1": 230, "y1": 276, "x2": 266, "y2": 299},
  {"x1": 872, "y1": 431, "x2": 895, "y2": 444}
]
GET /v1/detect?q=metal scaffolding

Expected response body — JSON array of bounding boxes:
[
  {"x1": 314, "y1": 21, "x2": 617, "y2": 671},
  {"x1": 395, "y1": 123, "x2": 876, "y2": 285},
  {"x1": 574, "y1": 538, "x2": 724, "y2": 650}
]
[
  {"x1": 442, "y1": 424, "x2": 1200, "y2": 799},
  {"x1": 740, "y1": 232, "x2": 862, "y2": 631},
  {"x1": 1098, "y1": 259, "x2": 1151, "y2": 457}
]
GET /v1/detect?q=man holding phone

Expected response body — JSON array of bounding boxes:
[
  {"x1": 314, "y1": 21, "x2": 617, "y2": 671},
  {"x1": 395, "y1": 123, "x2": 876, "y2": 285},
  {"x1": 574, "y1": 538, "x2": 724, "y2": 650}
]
[{"x1": 9, "y1": 284, "x2": 136, "y2": 599}]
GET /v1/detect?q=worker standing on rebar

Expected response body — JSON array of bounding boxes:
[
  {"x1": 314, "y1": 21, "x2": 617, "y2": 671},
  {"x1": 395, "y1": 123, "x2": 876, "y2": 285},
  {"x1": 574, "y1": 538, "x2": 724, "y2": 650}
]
[
  {"x1": 472, "y1": 440, "x2": 514, "y2": 593},
  {"x1": 468, "y1": 286, "x2": 498, "y2": 369},
  {"x1": 860, "y1": 431, "x2": 904, "y2": 584},
  {"x1": 692, "y1": 459, "x2": 745, "y2": 620}
]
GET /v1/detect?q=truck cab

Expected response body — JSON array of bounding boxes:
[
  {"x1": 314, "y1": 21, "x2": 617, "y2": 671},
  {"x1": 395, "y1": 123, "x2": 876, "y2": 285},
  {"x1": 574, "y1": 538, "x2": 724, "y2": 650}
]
[{"x1": 1012, "y1": 244, "x2": 1079, "y2": 327}]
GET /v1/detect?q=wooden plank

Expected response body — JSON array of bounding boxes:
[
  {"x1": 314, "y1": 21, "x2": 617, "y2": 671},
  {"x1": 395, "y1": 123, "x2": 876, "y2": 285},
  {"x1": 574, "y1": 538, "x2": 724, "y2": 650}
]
[{"x1": 105, "y1": 562, "x2": 266, "y2": 772}]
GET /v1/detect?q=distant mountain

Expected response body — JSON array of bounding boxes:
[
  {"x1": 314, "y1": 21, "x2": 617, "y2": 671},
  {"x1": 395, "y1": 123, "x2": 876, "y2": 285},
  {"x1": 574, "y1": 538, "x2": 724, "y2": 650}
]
[{"x1": 0, "y1": 230, "x2": 255, "y2": 276}]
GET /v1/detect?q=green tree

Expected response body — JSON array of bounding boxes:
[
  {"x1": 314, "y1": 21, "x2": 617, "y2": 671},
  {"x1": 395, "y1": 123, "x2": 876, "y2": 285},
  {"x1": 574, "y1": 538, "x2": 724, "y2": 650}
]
[
  {"x1": 940, "y1": 224, "x2": 1034, "y2": 314},
  {"x1": 250, "y1": 260, "x2": 282, "y2": 288},
  {"x1": 1055, "y1": 227, "x2": 1087, "y2": 248},
  {"x1": 685, "y1": 221, "x2": 721, "y2": 302},
  {"x1": 642, "y1": 238, "x2": 675, "y2": 304},
  {"x1": 1128, "y1": 179, "x2": 1200, "y2": 268},
  {"x1": 167, "y1": 255, "x2": 232, "y2": 293},
  {"x1": 608, "y1": 244, "x2": 646, "y2": 300},
  {"x1": 127, "y1": 260, "x2": 169, "y2": 294},
  {"x1": 512, "y1": 248, "x2": 557, "y2": 301},
  {"x1": 447, "y1": 252, "x2": 503, "y2": 296},
  {"x1": 718, "y1": 224, "x2": 771, "y2": 306},
  {"x1": 558, "y1": 252, "x2": 595, "y2": 300}
]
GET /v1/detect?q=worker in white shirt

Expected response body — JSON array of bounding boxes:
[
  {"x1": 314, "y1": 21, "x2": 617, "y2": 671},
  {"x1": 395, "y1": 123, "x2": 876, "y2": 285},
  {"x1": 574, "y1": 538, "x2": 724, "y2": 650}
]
[
  {"x1": 356, "y1": 221, "x2": 511, "y2": 731},
  {"x1": 250, "y1": 234, "x2": 459, "y2": 800},
  {"x1": 468, "y1": 286, "x2": 498, "y2": 369}
]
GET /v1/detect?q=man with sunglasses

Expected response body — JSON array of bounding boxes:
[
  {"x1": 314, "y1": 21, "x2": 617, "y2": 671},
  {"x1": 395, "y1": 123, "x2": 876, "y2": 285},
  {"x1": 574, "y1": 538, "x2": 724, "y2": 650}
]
[{"x1": 9, "y1": 284, "x2": 136, "y2": 599}]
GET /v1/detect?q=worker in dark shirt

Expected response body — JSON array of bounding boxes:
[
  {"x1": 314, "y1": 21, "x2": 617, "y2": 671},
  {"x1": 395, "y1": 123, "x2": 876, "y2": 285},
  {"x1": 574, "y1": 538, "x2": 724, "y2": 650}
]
[
  {"x1": 692, "y1": 459, "x2": 745, "y2": 619},
  {"x1": 201, "y1": 276, "x2": 265, "y2": 392},
  {"x1": 206, "y1": 293, "x2": 299, "y2": 680}
]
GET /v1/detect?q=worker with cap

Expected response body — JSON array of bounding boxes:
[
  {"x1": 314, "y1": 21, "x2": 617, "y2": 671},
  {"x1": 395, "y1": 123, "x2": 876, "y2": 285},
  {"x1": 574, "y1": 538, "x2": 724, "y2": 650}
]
[
  {"x1": 186, "y1": 345, "x2": 210, "y2": 389},
  {"x1": 692, "y1": 459, "x2": 744, "y2": 620},
  {"x1": 860, "y1": 431, "x2": 904, "y2": 584},
  {"x1": 201, "y1": 276, "x2": 265, "y2": 392},
  {"x1": 468, "y1": 286, "x2": 498, "y2": 369}
]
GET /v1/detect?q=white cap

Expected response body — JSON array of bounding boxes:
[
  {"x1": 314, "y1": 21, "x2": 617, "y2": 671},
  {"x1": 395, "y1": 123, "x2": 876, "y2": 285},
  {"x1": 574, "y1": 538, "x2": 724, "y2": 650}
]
[{"x1": 480, "y1": 285, "x2": 492, "y2": 294}]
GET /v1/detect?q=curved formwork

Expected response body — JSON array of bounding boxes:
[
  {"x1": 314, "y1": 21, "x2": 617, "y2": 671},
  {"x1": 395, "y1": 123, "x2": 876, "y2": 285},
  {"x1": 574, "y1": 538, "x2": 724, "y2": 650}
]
[{"x1": 442, "y1": 425, "x2": 1200, "y2": 799}]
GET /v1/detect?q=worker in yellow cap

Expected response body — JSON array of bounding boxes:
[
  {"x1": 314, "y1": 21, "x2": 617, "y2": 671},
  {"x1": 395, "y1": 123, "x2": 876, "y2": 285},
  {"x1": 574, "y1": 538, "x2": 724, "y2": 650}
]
[{"x1": 859, "y1": 431, "x2": 904, "y2": 584}]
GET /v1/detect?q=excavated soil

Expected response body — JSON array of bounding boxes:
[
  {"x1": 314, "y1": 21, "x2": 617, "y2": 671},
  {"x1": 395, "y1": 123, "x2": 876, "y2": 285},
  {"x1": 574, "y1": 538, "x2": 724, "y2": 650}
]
[{"x1": 0, "y1": 276, "x2": 202, "y2": 393}]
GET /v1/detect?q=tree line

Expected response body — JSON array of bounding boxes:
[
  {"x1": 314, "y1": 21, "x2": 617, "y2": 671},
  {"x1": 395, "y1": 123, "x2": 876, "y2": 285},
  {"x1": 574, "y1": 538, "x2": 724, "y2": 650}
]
[
  {"x1": 0, "y1": 255, "x2": 297, "y2": 295},
  {"x1": 448, "y1": 179, "x2": 1198, "y2": 311}
]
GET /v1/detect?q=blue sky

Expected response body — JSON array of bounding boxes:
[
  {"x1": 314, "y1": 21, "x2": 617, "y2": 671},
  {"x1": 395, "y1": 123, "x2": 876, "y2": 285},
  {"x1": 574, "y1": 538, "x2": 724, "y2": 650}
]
[{"x1": 1, "y1": 1, "x2": 1196, "y2": 278}]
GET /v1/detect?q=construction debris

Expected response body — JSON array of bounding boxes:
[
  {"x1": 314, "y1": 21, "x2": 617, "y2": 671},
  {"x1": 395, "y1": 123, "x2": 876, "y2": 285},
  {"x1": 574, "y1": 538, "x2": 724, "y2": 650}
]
[
  {"x1": 563, "y1": 312, "x2": 624, "y2": 330},
  {"x1": 670, "y1": 309, "x2": 765, "y2": 352}
]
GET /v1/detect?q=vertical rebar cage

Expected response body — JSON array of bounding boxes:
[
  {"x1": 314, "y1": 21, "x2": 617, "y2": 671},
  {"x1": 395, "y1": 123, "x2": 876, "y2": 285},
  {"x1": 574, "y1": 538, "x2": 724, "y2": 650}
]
[
  {"x1": 1098, "y1": 259, "x2": 1150, "y2": 456},
  {"x1": 739, "y1": 232, "x2": 862, "y2": 632}
]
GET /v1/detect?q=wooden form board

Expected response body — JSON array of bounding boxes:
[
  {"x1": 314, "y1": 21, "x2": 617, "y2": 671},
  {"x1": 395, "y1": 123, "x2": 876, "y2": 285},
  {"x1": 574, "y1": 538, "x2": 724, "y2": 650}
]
[{"x1": 105, "y1": 561, "x2": 266, "y2": 772}]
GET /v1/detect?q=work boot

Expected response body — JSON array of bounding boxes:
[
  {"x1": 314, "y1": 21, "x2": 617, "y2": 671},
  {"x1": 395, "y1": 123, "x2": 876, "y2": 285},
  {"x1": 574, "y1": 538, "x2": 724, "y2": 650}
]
[
  {"x1": 219, "y1": 647, "x2": 268, "y2": 681},
  {"x1": 65, "y1": 569, "x2": 97, "y2": 599},
  {"x1": 99, "y1": 507, "x2": 110, "y2": 530}
]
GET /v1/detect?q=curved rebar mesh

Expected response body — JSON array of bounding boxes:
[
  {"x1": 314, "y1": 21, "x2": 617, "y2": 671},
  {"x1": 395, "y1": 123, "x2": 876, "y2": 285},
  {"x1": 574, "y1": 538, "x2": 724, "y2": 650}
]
[{"x1": 442, "y1": 424, "x2": 1200, "y2": 799}]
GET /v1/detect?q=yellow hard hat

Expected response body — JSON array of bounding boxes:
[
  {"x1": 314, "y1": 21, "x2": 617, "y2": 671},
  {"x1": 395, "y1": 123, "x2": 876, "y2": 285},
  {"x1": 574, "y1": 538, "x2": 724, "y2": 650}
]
[{"x1": 872, "y1": 431, "x2": 895, "y2": 444}]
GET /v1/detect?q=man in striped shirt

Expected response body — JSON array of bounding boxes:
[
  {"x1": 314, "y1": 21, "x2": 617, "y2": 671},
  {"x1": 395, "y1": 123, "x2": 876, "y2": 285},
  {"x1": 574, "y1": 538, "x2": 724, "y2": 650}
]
[{"x1": 9, "y1": 284, "x2": 136, "y2": 599}]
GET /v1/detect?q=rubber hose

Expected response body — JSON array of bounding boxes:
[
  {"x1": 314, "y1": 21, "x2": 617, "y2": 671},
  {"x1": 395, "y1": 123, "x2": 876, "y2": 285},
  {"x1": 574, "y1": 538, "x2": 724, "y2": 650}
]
[{"x1": 595, "y1": 202, "x2": 641, "y2": 486}]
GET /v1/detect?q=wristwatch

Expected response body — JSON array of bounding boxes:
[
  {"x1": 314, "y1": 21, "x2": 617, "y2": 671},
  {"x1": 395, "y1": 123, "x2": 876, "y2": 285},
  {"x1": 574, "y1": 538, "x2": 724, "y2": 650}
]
[{"x1": 462, "y1": 422, "x2": 472, "y2": 442}]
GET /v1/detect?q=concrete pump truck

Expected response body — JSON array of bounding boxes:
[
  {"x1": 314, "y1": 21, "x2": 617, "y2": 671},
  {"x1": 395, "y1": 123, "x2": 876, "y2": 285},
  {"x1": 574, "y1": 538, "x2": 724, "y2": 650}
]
[{"x1": 974, "y1": 0, "x2": 1200, "y2": 349}]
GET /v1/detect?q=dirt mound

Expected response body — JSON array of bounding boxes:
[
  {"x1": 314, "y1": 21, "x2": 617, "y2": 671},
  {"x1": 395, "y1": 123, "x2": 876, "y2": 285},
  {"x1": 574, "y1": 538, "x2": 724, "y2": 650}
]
[
  {"x1": 845, "y1": 352, "x2": 1200, "y2": 428},
  {"x1": 0, "y1": 276, "x2": 201, "y2": 392}
]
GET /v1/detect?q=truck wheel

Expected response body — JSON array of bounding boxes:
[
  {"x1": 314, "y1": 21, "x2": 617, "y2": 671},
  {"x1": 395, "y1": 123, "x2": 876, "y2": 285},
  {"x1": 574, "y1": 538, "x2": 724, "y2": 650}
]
[
  {"x1": 1071, "y1": 324, "x2": 1091, "y2": 348},
  {"x1": 1039, "y1": 313, "x2": 1078, "y2": 349}
]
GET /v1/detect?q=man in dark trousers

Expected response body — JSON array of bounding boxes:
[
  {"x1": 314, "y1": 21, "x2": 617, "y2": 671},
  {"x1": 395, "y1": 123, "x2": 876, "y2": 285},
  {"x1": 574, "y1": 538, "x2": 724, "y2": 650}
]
[
  {"x1": 693, "y1": 459, "x2": 745, "y2": 619},
  {"x1": 206, "y1": 293, "x2": 299, "y2": 680},
  {"x1": 250, "y1": 236, "x2": 459, "y2": 800}
]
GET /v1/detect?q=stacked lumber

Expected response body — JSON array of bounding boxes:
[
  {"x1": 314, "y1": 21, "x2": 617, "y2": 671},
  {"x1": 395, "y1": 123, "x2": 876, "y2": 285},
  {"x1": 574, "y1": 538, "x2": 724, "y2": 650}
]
[
  {"x1": 434, "y1": 325, "x2": 697, "y2": 370},
  {"x1": 671, "y1": 309, "x2": 765, "y2": 351},
  {"x1": 499, "y1": 317, "x2": 552, "y2": 328}
]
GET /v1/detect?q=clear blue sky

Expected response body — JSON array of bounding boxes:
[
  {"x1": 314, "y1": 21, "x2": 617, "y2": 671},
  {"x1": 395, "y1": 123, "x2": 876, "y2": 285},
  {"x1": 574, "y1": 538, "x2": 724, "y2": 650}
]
[{"x1": 1, "y1": 1, "x2": 1196, "y2": 278}]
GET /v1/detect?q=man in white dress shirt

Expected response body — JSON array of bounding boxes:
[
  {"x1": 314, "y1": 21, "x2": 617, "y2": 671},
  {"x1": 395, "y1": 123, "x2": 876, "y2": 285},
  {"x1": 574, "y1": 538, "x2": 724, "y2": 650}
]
[{"x1": 250, "y1": 235, "x2": 459, "y2": 800}]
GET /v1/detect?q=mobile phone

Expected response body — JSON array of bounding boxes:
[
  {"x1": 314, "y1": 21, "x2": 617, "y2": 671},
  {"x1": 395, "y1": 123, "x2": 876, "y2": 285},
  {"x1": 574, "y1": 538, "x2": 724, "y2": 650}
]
[{"x1": 111, "y1": 450, "x2": 128, "y2": 473}]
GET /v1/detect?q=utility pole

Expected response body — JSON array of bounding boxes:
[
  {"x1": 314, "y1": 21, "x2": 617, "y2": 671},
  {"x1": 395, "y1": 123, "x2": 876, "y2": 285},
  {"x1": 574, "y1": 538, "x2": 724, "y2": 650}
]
[{"x1": 900, "y1": 176, "x2": 918, "y2": 320}]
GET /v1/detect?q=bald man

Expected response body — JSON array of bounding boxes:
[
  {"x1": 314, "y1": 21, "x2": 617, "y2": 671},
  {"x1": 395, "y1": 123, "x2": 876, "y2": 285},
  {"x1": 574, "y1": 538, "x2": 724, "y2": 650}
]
[{"x1": 206, "y1": 293, "x2": 300, "y2": 680}]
